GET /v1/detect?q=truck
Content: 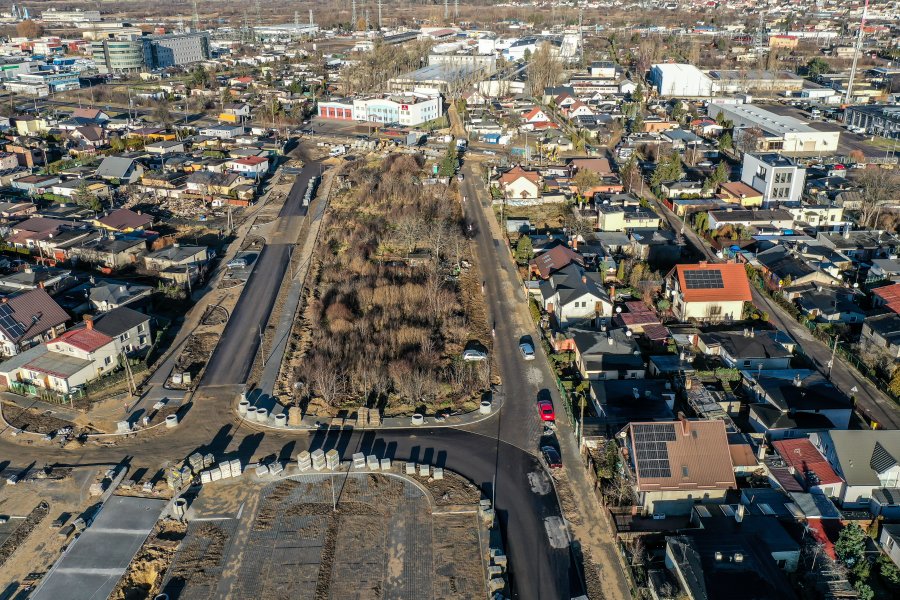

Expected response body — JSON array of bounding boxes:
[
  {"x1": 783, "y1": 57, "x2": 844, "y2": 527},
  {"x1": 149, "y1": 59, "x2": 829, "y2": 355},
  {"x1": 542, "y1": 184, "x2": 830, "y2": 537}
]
[
  {"x1": 455, "y1": 138, "x2": 468, "y2": 152},
  {"x1": 329, "y1": 144, "x2": 347, "y2": 157}
]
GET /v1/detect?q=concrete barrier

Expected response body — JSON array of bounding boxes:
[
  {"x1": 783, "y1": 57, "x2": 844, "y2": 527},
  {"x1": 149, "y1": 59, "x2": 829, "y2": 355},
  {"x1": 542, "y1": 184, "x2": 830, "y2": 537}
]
[
  {"x1": 432, "y1": 467, "x2": 443, "y2": 480},
  {"x1": 405, "y1": 462, "x2": 416, "y2": 475},
  {"x1": 325, "y1": 449, "x2": 340, "y2": 470},
  {"x1": 419, "y1": 464, "x2": 430, "y2": 477},
  {"x1": 352, "y1": 452, "x2": 366, "y2": 469},
  {"x1": 380, "y1": 458, "x2": 391, "y2": 471},
  {"x1": 311, "y1": 449, "x2": 326, "y2": 471},
  {"x1": 367, "y1": 455, "x2": 379, "y2": 470},
  {"x1": 255, "y1": 408, "x2": 268, "y2": 423}
]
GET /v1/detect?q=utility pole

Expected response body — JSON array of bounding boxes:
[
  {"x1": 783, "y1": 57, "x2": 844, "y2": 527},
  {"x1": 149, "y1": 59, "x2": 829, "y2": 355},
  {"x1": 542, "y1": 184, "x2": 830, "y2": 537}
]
[
  {"x1": 827, "y1": 336, "x2": 839, "y2": 379},
  {"x1": 578, "y1": 10, "x2": 584, "y2": 67},
  {"x1": 365, "y1": 9, "x2": 369, "y2": 32},
  {"x1": 444, "y1": 0, "x2": 449, "y2": 21},
  {"x1": 352, "y1": 0, "x2": 357, "y2": 30},
  {"x1": 294, "y1": 10, "x2": 299, "y2": 27},
  {"x1": 454, "y1": 0, "x2": 458, "y2": 19},
  {"x1": 845, "y1": 0, "x2": 869, "y2": 105},
  {"x1": 309, "y1": 9, "x2": 314, "y2": 29},
  {"x1": 259, "y1": 324, "x2": 266, "y2": 366},
  {"x1": 378, "y1": 0, "x2": 383, "y2": 30},
  {"x1": 756, "y1": 11, "x2": 765, "y2": 69},
  {"x1": 192, "y1": 0, "x2": 199, "y2": 31}
]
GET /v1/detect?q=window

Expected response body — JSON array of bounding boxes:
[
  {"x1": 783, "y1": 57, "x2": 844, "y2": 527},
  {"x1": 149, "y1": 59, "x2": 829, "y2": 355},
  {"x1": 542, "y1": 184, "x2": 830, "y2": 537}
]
[
  {"x1": 104, "y1": 356, "x2": 111, "y2": 365},
  {"x1": 743, "y1": 360, "x2": 751, "y2": 368},
  {"x1": 120, "y1": 333, "x2": 128, "y2": 342}
]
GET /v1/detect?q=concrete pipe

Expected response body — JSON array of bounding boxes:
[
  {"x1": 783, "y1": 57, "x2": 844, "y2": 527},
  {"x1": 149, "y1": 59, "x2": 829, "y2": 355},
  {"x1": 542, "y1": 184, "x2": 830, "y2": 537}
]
[
  {"x1": 411, "y1": 413, "x2": 424, "y2": 426},
  {"x1": 238, "y1": 400, "x2": 250, "y2": 416},
  {"x1": 255, "y1": 408, "x2": 268, "y2": 423},
  {"x1": 479, "y1": 400, "x2": 492, "y2": 414},
  {"x1": 274, "y1": 413, "x2": 287, "y2": 427},
  {"x1": 165, "y1": 414, "x2": 179, "y2": 428}
]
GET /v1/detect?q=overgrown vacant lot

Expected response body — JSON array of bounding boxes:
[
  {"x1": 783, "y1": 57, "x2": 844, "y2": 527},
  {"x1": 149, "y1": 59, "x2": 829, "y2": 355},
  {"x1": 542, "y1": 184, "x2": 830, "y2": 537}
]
[{"x1": 295, "y1": 154, "x2": 489, "y2": 416}]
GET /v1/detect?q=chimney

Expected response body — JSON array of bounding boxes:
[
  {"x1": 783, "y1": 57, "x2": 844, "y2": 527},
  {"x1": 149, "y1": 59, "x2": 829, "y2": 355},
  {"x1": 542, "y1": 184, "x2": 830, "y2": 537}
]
[
  {"x1": 735, "y1": 504, "x2": 745, "y2": 523},
  {"x1": 84, "y1": 314, "x2": 94, "y2": 330},
  {"x1": 582, "y1": 275, "x2": 587, "y2": 285},
  {"x1": 1, "y1": 297, "x2": 7, "y2": 304},
  {"x1": 793, "y1": 373, "x2": 802, "y2": 387},
  {"x1": 38, "y1": 281, "x2": 44, "y2": 289},
  {"x1": 679, "y1": 412, "x2": 689, "y2": 436},
  {"x1": 757, "y1": 443, "x2": 766, "y2": 460}
]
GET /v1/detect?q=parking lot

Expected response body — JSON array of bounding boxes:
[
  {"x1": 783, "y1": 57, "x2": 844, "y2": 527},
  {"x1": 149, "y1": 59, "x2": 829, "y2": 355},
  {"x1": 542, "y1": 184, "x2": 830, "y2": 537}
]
[{"x1": 762, "y1": 102, "x2": 891, "y2": 159}]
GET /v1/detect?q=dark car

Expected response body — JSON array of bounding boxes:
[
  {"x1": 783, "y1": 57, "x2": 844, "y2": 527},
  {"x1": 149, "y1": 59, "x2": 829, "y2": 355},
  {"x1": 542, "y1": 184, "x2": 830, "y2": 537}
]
[{"x1": 541, "y1": 446, "x2": 562, "y2": 469}]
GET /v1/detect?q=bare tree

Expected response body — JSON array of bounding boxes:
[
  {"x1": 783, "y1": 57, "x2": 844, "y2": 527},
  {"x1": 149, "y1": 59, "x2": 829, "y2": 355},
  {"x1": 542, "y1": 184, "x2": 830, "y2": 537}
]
[
  {"x1": 857, "y1": 167, "x2": 899, "y2": 228},
  {"x1": 527, "y1": 41, "x2": 562, "y2": 97},
  {"x1": 307, "y1": 356, "x2": 346, "y2": 407}
]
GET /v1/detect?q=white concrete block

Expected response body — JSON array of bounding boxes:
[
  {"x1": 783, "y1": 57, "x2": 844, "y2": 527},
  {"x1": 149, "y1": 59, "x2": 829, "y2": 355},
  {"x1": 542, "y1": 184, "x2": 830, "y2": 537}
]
[
  {"x1": 405, "y1": 462, "x2": 416, "y2": 475},
  {"x1": 367, "y1": 455, "x2": 379, "y2": 470},
  {"x1": 379, "y1": 458, "x2": 391, "y2": 471},
  {"x1": 432, "y1": 467, "x2": 443, "y2": 480}
]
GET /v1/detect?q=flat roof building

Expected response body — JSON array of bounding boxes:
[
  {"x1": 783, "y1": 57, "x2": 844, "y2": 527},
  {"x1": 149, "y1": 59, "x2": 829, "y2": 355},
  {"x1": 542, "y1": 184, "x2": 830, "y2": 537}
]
[{"x1": 707, "y1": 102, "x2": 840, "y2": 154}]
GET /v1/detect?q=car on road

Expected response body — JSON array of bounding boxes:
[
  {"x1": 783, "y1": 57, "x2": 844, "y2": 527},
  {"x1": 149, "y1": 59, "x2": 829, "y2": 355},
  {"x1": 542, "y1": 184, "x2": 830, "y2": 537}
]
[
  {"x1": 537, "y1": 399, "x2": 555, "y2": 421},
  {"x1": 519, "y1": 342, "x2": 535, "y2": 360},
  {"x1": 227, "y1": 258, "x2": 248, "y2": 269},
  {"x1": 541, "y1": 446, "x2": 562, "y2": 468},
  {"x1": 462, "y1": 349, "x2": 488, "y2": 362}
]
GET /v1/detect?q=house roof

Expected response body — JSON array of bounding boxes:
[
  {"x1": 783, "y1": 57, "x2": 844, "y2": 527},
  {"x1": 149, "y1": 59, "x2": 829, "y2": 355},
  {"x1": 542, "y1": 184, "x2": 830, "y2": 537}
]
[
  {"x1": 522, "y1": 107, "x2": 546, "y2": 121},
  {"x1": 795, "y1": 285, "x2": 862, "y2": 317},
  {"x1": 873, "y1": 283, "x2": 900, "y2": 313},
  {"x1": 670, "y1": 262, "x2": 752, "y2": 303},
  {"x1": 72, "y1": 108, "x2": 105, "y2": 120},
  {"x1": 95, "y1": 156, "x2": 137, "y2": 179},
  {"x1": 499, "y1": 165, "x2": 540, "y2": 186},
  {"x1": 89, "y1": 282, "x2": 152, "y2": 307},
  {"x1": 52, "y1": 326, "x2": 113, "y2": 353},
  {"x1": 540, "y1": 263, "x2": 608, "y2": 309},
  {"x1": 231, "y1": 156, "x2": 268, "y2": 166},
  {"x1": 24, "y1": 349, "x2": 92, "y2": 379},
  {"x1": 530, "y1": 244, "x2": 583, "y2": 279},
  {"x1": 570, "y1": 157, "x2": 613, "y2": 176},
  {"x1": 0, "y1": 288, "x2": 69, "y2": 343},
  {"x1": 92, "y1": 306, "x2": 150, "y2": 338},
  {"x1": 628, "y1": 419, "x2": 736, "y2": 492},
  {"x1": 820, "y1": 430, "x2": 900, "y2": 486},
  {"x1": 756, "y1": 246, "x2": 817, "y2": 282},
  {"x1": 772, "y1": 438, "x2": 843, "y2": 487},
  {"x1": 747, "y1": 370, "x2": 851, "y2": 412},
  {"x1": 97, "y1": 208, "x2": 151, "y2": 231},
  {"x1": 74, "y1": 125, "x2": 104, "y2": 142},
  {"x1": 700, "y1": 330, "x2": 792, "y2": 361},
  {"x1": 720, "y1": 181, "x2": 763, "y2": 199}
]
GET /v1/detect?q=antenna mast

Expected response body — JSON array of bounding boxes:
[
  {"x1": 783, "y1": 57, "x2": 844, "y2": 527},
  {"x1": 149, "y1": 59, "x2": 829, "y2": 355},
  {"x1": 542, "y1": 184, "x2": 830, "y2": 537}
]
[{"x1": 845, "y1": 0, "x2": 869, "y2": 104}]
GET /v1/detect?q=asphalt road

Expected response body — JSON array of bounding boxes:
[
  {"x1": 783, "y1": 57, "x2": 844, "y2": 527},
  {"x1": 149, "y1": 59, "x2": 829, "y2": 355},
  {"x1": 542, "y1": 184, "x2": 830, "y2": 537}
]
[
  {"x1": 650, "y1": 194, "x2": 900, "y2": 429},
  {"x1": 202, "y1": 161, "x2": 320, "y2": 386}
]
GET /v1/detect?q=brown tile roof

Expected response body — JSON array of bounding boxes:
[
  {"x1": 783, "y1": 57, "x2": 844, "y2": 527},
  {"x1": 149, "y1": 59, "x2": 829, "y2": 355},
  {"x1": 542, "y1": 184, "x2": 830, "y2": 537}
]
[
  {"x1": 629, "y1": 419, "x2": 736, "y2": 492},
  {"x1": 2, "y1": 288, "x2": 69, "y2": 343},
  {"x1": 728, "y1": 443, "x2": 759, "y2": 468},
  {"x1": 641, "y1": 323, "x2": 670, "y2": 341},
  {"x1": 529, "y1": 244, "x2": 583, "y2": 279},
  {"x1": 719, "y1": 181, "x2": 763, "y2": 199},
  {"x1": 499, "y1": 166, "x2": 541, "y2": 186},
  {"x1": 97, "y1": 208, "x2": 151, "y2": 231},
  {"x1": 570, "y1": 158, "x2": 613, "y2": 176},
  {"x1": 671, "y1": 262, "x2": 752, "y2": 303}
]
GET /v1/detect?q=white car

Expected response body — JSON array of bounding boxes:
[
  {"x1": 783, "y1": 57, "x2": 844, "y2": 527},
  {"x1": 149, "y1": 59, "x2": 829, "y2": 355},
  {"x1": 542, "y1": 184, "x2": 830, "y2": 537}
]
[
  {"x1": 519, "y1": 343, "x2": 536, "y2": 360},
  {"x1": 462, "y1": 349, "x2": 488, "y2": 362}
]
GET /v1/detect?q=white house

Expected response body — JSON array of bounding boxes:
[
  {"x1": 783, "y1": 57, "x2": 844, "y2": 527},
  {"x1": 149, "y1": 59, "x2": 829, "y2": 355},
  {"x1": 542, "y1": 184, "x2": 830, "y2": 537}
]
[
  {"x1": 666, "y1": 262, "x2": 752, "y2": 322},
  {"x1": 228, "y1": 155, "x2": 269, "y2": 176},
  {"x1": 496, "y1": 165, "x2": 541, "y2": 199},
  {"x1": 538, "y1": 263, "x2": 612, "y2": 327},
  {"x1": 811, "y1": 430, "x2": 900, "y2": 509}
]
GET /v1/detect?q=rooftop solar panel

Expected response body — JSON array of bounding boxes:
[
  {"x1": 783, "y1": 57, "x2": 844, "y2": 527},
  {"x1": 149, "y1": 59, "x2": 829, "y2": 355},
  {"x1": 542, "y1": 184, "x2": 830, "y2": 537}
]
[
  {"x1": 683, "y1": 269, "x2": 724, "y2": 290},
  {"x1": 632, "y1": 423, "x2": 676, "y2": 479},
  {"x1": 0, "y1": 303, "x2": 25, "y2": 339}
]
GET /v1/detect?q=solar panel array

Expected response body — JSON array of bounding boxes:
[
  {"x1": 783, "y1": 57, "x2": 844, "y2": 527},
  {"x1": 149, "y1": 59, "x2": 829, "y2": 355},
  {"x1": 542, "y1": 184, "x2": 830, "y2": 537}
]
[
  {"x1": 683, "y1": 269, "x2": 724, "y2": 290},
  {"x1": 0, "y1": 303, "x2": 26, "y2": 339},
  {"x1": 632, "y1": 423, "x2": 677, "y2": 479}
]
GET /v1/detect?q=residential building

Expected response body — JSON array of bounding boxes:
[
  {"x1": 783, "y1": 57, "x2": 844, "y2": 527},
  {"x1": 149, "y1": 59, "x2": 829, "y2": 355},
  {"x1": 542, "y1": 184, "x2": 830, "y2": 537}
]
[
  {"x1": 706, "y1": 208, "x2": 794, "y2": 231},
  {"x1": 861, "y1": 312, "x2": 900, "y2": 359},
  {"x1": 91, "y1": 208, "x2": 153, "y2": 233},
  {"x1": 228, "y1": 156, "x2": 269, "y2": 176},
  {"x1": 771, "y1": 438, "x2": 844, "y2": 498},
  {"x1": 496, "y1": 166, "x2": 541, "y2": 200},
  {"x1": 589, "y1": 379, "x2": 676, "y2": 426},
  {"x1": 595, "y1": 206, "x2": 660, "y2": 232},
  {"x1": 538, "y1": 263, "x2": 612, "y2": 327},
  {"x1": 67, "y1": 237, "x2": 147, "y2": 271},
  {"x1": 740, "y1": 154, "x2": 806, "y2": 207},
  {"x1": 95, "y1": 156, "x2": 144, "y2": 183},
  {"x1": 89, "y1": 281, "x2": 153, "y2": 312},
  {"x1": 794, "y1": 284, "x2": 864, "y2": 324},
  {"x1": 92, "y1": 306, "x2": 152, "y2": 355},
  {"x1": 745, "y1": 370, "x2": 853, "y2": 440},
  {"x1": 811, "y1": 430, "x2": 900, "y2": 508},
  {"x1": 755, "y1": 245, "x2": 838, "y2": 290},
  {"x1": 697, "y1": 329, "x2": 793, "y2": 370},
  {"x1": 718, "y1": 181, "x2": 764, "y2": 208},
  {"x1": 666, "y1": 262, "x2": 752, "y2": 323},
  {"x1": 626, "y1": 419, "x2": 736, "y2": 516},
  {"x1": 561, "y1": 327, "x2": 645, "y2": 381},
  {"x1": 529, "y1": 243, "x2": 583, "y2": 279},
  {"x1": 817, "y1": 228, "x2": 900, "y2": 262},
  {"x1": 880, "y1": 525, "x2": 900, "y2": 568},
  {"x1": 0, "y1": 288, "x2": 70, "y2": 356}
]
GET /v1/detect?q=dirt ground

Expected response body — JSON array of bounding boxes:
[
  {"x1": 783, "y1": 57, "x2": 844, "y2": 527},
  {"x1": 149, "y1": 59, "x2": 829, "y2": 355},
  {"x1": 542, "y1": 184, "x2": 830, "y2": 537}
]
[
  {"x1": 412, "y1": 469, "x2": 483, "y2": 506},
  {"x1": 0, "y1": 468, "x2": 98, "y2": 595},
  {"x1": 495, "y1": 202, "x2": 570, "y2": 232},
  {"x1": 1, "y1": 403, "x2": 73, "y2": 435},
  {"x1": 171, "y1": 332, "x2": 219, "y2": 387},
  {"x1": 110, "y1": 519, "x2": 188, "y2": 600}
]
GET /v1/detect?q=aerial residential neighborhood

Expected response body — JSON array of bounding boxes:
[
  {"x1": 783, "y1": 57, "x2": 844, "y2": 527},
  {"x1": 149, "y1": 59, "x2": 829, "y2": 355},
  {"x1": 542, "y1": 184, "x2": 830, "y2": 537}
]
[{"x1": 0, "y1": 1, "x2": 896, "y2": 600}]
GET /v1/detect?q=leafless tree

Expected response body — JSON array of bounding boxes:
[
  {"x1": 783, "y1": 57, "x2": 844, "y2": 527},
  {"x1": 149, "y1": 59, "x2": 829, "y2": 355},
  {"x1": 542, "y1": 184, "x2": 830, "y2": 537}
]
[
  {"x1": 308, "y1": 357, "x2": 346, "y2": 407},
  {"x1": 857, "y1": 167, "x2": 899, "y2": 228},
  {"x1": 527, "y1": 41, "x2": 562, "y2": 97},
  {"x1": 395, "y1": 214, "x2": 424, "y2": 254}
]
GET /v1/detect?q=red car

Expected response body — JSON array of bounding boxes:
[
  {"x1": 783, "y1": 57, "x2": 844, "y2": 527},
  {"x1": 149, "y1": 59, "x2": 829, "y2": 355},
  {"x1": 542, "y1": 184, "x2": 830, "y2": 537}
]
[{"x1": 537, "y1": 400, "x2": 555, "y2": 421}]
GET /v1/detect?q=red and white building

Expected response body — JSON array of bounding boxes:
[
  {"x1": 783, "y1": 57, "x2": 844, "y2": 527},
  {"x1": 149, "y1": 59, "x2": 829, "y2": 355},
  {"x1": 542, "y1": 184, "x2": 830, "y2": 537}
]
[
  {"x1": 228, "y1": 156, "x2": 269, "y2": 176},
  {"x1": 318, "y1": 92, "x2": 443, "y2": 127}
]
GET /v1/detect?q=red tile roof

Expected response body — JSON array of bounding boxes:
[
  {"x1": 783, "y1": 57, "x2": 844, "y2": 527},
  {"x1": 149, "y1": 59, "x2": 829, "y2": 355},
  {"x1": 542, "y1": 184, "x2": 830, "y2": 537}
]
[
  {"x1": 233, "y1": 156, "x2": 268, "y2": 165},
  {"x1": 641, "y1": 323, "x2": 670, "y2": 341},
  {"x1": 522, "y1": 107, "x2": 546, "y2": 121},
  {"x1": 874, "y1": 283, "x2": 900, "y2": 314},
  {"x1": 772, "y1": 438, "x2": 843, "y2": 486},
  {"x1": 52, "y1": 327, "x2": 113, "y2": 353},
  {"x1": 499, "y1": 166, "x2": 541, "y2": 186},
  {"x1": 671, "y1": 262, "x2": 752, "y2": 303}
]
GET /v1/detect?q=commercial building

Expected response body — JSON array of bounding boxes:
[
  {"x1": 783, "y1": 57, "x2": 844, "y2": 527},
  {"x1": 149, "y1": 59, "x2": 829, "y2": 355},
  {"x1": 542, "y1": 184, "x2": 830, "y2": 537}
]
[
  {"x1": 141, "y1": 33, "x2": 210, "y2": 70},
  {"x1": 90, "y1": 33, "x2": 209, "y2": 73},
  {"x1": 650, "y1": 63, "x2": 714, "y2": 97},
  {"x1": 707, "y1": 102, "x2": 840, "y2": 154},
  {"x1": 388, "y1": 63, "x2": 484, "y2": 94},
  {"x1": 319, "y1": 92, "x2": 443, "y2": 127},
  {"x1": 844, "y1": 105, "x2": 900, "y2": 140},
  {"x1": 90, "y1": 38, "x2": 144, "y2": 73},
  {"x1": 740, "y1": 153, "x2": 806, "y2": 207},
  {"x1": 40, "y1": 9, "x2": 102, "y2": 23}
]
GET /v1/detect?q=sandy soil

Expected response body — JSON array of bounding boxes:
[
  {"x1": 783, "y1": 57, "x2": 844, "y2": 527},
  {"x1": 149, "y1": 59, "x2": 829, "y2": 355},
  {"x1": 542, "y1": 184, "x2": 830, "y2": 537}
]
[{"x1": 109, "y1": 519, "x2": 187, "y2": 600}]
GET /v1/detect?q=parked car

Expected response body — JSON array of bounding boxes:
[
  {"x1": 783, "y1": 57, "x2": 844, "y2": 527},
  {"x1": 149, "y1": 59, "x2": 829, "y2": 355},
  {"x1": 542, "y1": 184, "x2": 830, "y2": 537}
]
[
  {"x1": 537, "y1": 399, "x2": 555, "y2": 421},
  {"x1": 541, "y1": 446, "x2": 562, "y2": 469},
  {"x1": 519, "y1": 343, "x2": 535, "y2": 360},
  {"x1": 462, "y1": 349, "x2": 488, "y2": 362},
  {"x1": 227, "y1": 258, "x2": 248, "y2": 269}
]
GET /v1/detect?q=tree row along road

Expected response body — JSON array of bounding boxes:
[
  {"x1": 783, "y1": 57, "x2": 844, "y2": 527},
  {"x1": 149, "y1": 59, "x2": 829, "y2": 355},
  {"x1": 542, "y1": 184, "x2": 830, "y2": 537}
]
[
  {"x1": 649, "y1": 195, "x2": 900, "y2": 429},
  {"x1": 0, "y1": 146, "x2": 587, "y2": 599}
]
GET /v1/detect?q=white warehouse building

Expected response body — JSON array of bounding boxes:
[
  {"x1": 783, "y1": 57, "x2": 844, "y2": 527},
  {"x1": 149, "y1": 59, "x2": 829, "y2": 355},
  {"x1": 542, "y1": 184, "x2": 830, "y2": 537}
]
[
  {"x1": 707, "y1": 102, "x2": 840, "y2": 154},
  {"x1": 319, "y1": 91, "x2": 443, "y2": 126},
  {"x1": 649, "y1": 63, "x2": 714, "y2": 97}
]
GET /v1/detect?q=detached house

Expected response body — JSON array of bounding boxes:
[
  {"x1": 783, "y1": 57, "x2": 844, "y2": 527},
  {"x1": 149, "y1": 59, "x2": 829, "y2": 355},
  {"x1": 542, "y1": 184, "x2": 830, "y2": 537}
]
[
  {"x1": 95, "y1": 156, "x2": 144, "y2": 183},
  {"x1": 625, "y1": 419, "x2": 737, "y2": 516},
  {"x1": 539, "y1": 263, "x2": 612, "y2": 327},
  {"x1": 861, "y1": 312, "x2": 900, "y2": 359},
  {"x1": 497, "y1": 166, "x2": 541, "y2": 200},
  {"x1": 811, "y1": 430, "x2": 900, "y2": 510},
  {"x1": 697, "y1": 329, "x2": 793, "y2": 370},
  {"x1": 0, "y1": 288, "x2": 70, "y2": 356},
  {"x1": 561, "y1": 327, "x2": 645, "y2": 380},
  {"x1": 666, "y1": 262, "x2": 752, "y2": 323}
]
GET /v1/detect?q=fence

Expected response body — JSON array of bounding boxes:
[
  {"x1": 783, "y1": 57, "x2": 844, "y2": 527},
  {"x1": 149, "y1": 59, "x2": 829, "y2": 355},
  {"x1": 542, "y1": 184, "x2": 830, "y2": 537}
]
[{"x1": 8, "y1": 380, "x2": 84, "y2": 405}]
